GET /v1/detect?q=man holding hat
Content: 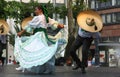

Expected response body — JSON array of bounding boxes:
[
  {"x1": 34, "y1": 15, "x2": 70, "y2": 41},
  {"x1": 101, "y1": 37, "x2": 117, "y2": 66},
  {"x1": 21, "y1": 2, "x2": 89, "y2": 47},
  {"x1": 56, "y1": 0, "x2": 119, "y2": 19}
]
[{"x1": 70, "y1": 10, "x2": 103, "y2": 74}]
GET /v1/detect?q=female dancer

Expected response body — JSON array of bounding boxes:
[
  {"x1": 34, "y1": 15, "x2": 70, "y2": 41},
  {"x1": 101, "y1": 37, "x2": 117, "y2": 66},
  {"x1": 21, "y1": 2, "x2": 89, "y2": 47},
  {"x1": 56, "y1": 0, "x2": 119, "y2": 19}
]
[{"x1": 14, "y1": 5, "x2": 67, "y2": 74}]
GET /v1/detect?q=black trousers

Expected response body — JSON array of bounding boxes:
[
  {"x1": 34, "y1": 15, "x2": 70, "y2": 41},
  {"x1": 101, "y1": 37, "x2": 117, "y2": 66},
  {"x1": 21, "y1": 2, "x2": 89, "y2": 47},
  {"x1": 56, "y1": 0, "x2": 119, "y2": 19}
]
[
  {"x1": 70, "y1": 35, "x2": 93, "y2": 67},
  {"x1": 0, "y1": 41, "x2": 6, "y2": 59}
]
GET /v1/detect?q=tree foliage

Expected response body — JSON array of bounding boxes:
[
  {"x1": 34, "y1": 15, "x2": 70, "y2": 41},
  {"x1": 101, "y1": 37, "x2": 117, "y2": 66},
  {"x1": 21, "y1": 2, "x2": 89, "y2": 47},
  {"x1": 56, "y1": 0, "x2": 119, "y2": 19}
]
[
  {"x1": 4, "y1": 1, "x2": 40, "y2": 23},
  {"x1": 0, "y1": 0, "x2": 7, "y2": 19}
]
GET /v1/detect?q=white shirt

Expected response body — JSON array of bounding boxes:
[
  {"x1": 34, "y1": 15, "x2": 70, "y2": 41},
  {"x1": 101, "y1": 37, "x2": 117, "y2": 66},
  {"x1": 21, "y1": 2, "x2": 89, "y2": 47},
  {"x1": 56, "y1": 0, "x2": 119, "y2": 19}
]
[
  {"x1": 78, "y1": 27, "x2": 100, "y2": 38},
  {"x1": 28, "y1": 14, "x2": 48, "y2": 29},
  {"x1": 24, "y1": 14, "x2": 58, "y2": 32}
]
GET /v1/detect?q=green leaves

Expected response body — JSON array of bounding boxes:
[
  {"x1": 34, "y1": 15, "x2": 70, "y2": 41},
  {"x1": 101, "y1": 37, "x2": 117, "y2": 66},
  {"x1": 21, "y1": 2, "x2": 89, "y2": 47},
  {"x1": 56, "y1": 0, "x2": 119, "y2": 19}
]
[
  {"x1": 0, "y1": 0, "x2": 7, "y2": 19},
  {"x1": 72, "y1": 4, "x2": 85, "y2": 19},
  {"x1": 1, "y1": 0, "x2": 39, "y2": 21},
  {"x1": 55, "y1": 5, "x2": 67, "y2": 18}
]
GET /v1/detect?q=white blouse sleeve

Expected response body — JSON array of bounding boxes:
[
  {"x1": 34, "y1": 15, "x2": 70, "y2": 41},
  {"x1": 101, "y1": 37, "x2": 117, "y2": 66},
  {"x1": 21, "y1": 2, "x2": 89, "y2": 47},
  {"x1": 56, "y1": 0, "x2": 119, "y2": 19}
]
[
  {"x1": 28, "y1": 16, "x2": 42, "y2": 28},
  {"x1": 23, "y1": 16, "x2": 42, "y2": 33},
  {"x1": 48, "y1": 17, "x2": 59, "y2": 30}
]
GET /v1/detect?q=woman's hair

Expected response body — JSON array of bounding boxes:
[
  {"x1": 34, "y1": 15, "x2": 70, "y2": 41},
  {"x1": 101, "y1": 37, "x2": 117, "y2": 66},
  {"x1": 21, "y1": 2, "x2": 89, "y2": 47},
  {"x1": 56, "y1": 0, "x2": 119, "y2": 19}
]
[
  {"x1": 36, "y1": 5, "x2": 49, "y2": 23},
  {"x1": 36, "y1": 5, "x2": 43, "y2": 11}
]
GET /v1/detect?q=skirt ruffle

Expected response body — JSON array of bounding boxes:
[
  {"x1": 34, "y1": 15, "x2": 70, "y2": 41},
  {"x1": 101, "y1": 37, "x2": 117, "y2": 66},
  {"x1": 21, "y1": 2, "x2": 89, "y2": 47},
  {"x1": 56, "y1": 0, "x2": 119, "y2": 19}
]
[{"x1": 14, "y1": 32, "x2": 58, "y2": 69}]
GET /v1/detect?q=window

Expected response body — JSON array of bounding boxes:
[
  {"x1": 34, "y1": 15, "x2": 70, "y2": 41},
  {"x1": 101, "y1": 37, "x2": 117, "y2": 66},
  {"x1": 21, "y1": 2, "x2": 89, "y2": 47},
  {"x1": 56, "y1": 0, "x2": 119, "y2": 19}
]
[
  {"x1": 116, "y1": 13, "x2": 120, "y2": 22},
  {"x1": 106, "y1": 1, "x2": 112, "y2": 7},
  {"x1": 96, "y1": 0, "x2": 120, "y2": 9},
  {"x1": 112, "y1": 0, "x2": 116, "y2": 6},
  {"x1": 101, "y1": 14, "x2": 106, "y2": 24},
  {"x1": 109, "y1": 36, "x2": 120, "y2": 42},
  {"x1": 106, "y1": 14, "x2": 112, "y2": 23},
  {"x1": 112, "y1": 13, "x2": 116, "y2": 23},
  {"x1": 96, "y1": 1, "x2": 99, "y2": 9},
  {"x1": 91, "y1": 0, "x2": 95, "y2": 9},
  {"x1": 112, "y1": 0, "x2": 120, "y2": 6},
  {"x1": 101, "y1": 13, "x2": 120, "y2": 25},
  {"x1": 97, "y1": 0, "x2": 112, "y2": 9},
  {"x1": 112, "y1": 13, "x2": 120, "y2": 23},
  {"x1": 119, "y1": 37, "x2": 120, "y2": 42},
  {"x1": 116, "y1": 0, "x2": 120, "y2": 5},
  {"x1": 99, "y1": 2, "x2": 106, "y2": 8}
]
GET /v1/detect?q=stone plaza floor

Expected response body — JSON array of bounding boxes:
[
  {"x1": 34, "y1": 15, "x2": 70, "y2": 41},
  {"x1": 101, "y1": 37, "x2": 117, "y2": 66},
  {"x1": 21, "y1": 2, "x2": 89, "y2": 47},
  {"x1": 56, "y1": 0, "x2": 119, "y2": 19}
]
[{"x1": 0, "y1": 65, "x2": 120, "y2": 77}]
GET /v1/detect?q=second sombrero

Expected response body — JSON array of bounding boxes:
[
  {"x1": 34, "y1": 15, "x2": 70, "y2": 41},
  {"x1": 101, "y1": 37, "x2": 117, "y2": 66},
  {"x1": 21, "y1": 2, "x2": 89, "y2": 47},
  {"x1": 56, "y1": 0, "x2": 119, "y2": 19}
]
[
  {"x1": 21, "y1": 17, "x2": 33, "y2": 29},
  {"x1": 0, "y1": 19, "x2": 9, "y2": 35}
]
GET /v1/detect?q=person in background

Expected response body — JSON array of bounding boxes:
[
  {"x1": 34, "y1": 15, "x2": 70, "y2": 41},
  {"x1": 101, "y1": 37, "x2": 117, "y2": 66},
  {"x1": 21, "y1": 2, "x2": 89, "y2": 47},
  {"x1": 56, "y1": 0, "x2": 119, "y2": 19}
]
[{"x1": 0, "y1": 35, "x2": 7, "y2": 66}]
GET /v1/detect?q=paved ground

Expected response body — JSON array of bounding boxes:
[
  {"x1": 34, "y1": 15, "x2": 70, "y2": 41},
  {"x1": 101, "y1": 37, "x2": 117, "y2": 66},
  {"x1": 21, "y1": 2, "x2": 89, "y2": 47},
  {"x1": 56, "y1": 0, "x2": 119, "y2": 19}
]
[{"x1": 0, "y1": 65, "x2": 120, "y2": 77}]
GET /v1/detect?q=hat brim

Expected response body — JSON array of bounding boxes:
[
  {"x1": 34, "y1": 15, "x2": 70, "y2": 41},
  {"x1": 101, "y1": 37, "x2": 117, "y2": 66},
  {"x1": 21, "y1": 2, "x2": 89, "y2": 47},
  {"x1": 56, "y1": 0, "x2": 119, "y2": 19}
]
[
  {"x1": 77, "y1": 10, "x2": 103, "y2": 32},
  {"x1": 21, "y1": 17, "x2": 33, "y2": 29},
  {"x1": 0, "y1": 20, "x2": 9, "y2": 35}
]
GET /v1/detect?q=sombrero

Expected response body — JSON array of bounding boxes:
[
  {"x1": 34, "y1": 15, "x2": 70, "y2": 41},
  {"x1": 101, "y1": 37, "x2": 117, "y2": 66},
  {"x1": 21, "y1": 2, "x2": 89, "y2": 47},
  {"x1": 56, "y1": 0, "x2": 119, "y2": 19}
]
[
  {"x1": 0, "y1": 19, "x2": 9, "y2": 35},
  {"x1": 21, "y1": 16, "x2": 33, "y2": 29},
  {"x1": 77, "y1": 10, "x2": 103, "y2": 32}
]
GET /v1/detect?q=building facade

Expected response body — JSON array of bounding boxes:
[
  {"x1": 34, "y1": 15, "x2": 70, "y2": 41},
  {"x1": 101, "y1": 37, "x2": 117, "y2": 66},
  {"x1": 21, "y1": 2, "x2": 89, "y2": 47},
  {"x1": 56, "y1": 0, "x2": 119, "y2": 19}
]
[{"x1": 89, "y1": 0, "x2": 120, "y2": 66}]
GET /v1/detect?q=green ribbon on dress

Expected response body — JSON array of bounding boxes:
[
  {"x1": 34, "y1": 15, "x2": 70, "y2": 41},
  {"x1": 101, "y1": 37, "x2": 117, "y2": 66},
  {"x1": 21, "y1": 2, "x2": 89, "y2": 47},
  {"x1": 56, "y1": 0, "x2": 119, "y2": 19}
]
[{"x1": 33, "y1": 27, "x2": 55, "y2": 44}]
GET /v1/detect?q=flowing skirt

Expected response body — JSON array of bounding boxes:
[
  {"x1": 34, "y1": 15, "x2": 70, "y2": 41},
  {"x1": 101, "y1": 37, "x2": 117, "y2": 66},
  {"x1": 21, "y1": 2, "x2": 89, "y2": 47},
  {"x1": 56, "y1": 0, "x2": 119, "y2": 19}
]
[{"x1": 14, "y1": 25, "x2": 68, "y2": 74}]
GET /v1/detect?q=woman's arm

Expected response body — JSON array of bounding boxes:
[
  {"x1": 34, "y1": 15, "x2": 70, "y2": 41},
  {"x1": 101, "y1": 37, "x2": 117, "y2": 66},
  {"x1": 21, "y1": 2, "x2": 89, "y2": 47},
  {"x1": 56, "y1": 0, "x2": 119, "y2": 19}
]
[
  {"x1": 17, "y1": 16, "x2": 39, "y2": 36},
  {"x1": 17, "y1": 29, "x2": 26, "y2": 37}
]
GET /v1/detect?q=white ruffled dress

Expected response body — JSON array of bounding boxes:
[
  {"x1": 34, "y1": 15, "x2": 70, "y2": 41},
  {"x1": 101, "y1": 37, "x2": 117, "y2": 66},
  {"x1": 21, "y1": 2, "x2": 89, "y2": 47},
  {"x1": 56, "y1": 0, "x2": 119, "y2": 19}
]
[{"x1": 14, "y1": 14, "x2": 68, "y2": 74}]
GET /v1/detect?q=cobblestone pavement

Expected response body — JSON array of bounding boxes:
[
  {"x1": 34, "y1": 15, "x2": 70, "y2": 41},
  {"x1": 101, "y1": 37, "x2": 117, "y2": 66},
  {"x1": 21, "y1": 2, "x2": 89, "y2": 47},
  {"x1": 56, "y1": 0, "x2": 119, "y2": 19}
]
[{"x1": 0, "y1": 65, "x2": 120, "y2": 77}]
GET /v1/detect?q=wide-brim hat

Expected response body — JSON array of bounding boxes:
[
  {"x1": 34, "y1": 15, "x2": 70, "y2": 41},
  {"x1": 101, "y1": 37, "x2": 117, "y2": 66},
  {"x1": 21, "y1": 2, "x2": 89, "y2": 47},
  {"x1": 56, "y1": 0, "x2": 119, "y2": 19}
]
[
  {"x1": 21, "y1": 17, "x2": 33, "y2": 29},
  {"x1": 77, "y1": 10, "x2": 103, "y2": 32},
  {"x1": 0, "y1": 19, "x2": 9, "y2": 35}
]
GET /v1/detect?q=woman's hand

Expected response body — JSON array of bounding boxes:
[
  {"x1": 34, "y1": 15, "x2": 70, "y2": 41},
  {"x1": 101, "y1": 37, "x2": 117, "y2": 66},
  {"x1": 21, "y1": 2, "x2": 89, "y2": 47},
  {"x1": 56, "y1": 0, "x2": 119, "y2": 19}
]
[
  {"x1": 17, "y1": 32, "x2": 22, "y2": 37},
  {"x1": 58, "y1": 24, "x2": 64, "y2": 28},
  {"x1": 17, "y1": 30, "x2": 26, "y2": 37}
]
